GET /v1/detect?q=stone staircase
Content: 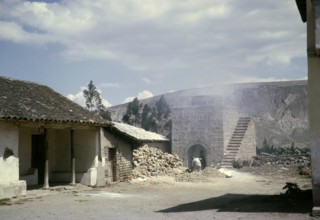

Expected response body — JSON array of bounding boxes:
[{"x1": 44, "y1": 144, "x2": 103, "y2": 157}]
[{"x1": 220, "y1": 117, "x2": 251, "y2": 168}]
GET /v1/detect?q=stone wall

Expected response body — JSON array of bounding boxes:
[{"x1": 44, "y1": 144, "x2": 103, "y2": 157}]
[
  {"x1": 222, "y1": 104, "x2": 241, "y2": 153},
  {"x1": 171, "y1": 104, "x2": 224, "y2": 167},
  {"x1": 236, "y1": 120, "x2": 257, "y2": 160}
]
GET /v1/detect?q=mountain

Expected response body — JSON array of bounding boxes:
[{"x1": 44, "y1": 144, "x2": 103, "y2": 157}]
[{"x1": 108, "y1": 80, "x2": 309, "y2": 148}]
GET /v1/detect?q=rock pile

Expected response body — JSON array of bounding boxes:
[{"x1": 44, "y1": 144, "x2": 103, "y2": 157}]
[
  {"x1": 238, "y1": 154, "x2": 312, "y2": 177},
  {"x1": 251, "y1": 154, "x2": 311, "y2": 167},
  {"x1": 175, "y1": 167, "x2": 225, "y2": 182},
  {"x1": 132, "y1": 145, "x2": 185, "y2": 178}
]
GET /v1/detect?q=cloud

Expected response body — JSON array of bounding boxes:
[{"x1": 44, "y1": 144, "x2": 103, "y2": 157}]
[
  {"x1": 122, "y1": 96, "x2": 135, "y2": 104},
  {"x1": 137, "y1": 90, "x2": 154, "y2": 99},
  {"x1": 0, "y1": 0, "x2": 307, "y2": 88},
  {"x1": 0, "y1": 21, "x2": 55, "y2": 44},
  {"x1": 122, "y1": 90, "x2": 154, "y2": 103},
  {"x1": 67, "y1": 86, "x2": 112, "y2": 108},
  {"x1": 67, "y1": 87, "x2": 87, "y2": 107}
]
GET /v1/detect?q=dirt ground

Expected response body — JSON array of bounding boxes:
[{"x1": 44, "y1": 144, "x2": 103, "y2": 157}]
[{"x1": 0, "y1": 165, "x2": 316, "y2": 220}]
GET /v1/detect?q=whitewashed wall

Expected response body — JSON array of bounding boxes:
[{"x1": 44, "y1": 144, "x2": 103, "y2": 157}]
[{"x1": 0, "y1": 122, "x2": 19, "y2": 184}]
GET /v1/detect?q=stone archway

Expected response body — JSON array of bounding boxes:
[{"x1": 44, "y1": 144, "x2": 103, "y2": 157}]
[{"x1": 187, "y1": 144, "x2": 207, "y2": 169}]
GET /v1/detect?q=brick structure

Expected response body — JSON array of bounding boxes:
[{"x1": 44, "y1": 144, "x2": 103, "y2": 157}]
[{"x1": 103, "y1": 122, "x2": 169, "y2": 183}]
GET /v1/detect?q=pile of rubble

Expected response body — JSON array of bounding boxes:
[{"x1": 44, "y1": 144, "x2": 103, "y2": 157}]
[
  {"x1": 175, "y1": 167, "x2": 225, "y2": 182},
  {"x1": 251, "y1": 154, "x2": 311, "y2": 167},
  {"x1": 132, "y1": 145, "x2": 185, "y2": 178},
  {"x1": 238, "y1": 154, "x2": 312, "y2": 177}
]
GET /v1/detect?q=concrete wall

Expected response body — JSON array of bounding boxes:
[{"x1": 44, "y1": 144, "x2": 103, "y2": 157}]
[{"x1": 171, "y1": 105, "x2": 224, "y2": 167}]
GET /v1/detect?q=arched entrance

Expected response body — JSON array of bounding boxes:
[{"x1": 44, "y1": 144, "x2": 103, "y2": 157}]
[{"x1": 187, "y1": 144, "x2": 207, "y2": 169}]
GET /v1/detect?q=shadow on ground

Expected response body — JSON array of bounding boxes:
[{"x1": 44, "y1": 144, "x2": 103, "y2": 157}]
[{"x1": 157, "y1": 190, "x2": 312, "y2": 214}]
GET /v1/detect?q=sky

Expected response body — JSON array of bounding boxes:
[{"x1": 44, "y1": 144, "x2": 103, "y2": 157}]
[{"x1": 0, "y1": 0, "x2": 307, "y2": 107}]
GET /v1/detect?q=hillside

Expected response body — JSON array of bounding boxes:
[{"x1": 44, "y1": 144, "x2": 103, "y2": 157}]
[{"x1": 108, "y1": 80, "x2": 309, "y2": 148}]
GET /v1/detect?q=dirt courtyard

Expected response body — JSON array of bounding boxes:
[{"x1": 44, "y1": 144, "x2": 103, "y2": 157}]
[{"x1": 0, "y1": 166, "x2": 315, "y2": 220}]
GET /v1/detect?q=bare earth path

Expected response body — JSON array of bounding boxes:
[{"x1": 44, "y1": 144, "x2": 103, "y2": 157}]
[{"x1": 0, "y1": 168, "x2": 314, "y2": 220}]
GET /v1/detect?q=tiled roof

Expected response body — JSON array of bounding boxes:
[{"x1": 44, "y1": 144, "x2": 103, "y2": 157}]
[
  {"x1": 0, "y1": 76, "x2": 105, "y2": 125},
  {"x1": 107, "y1": 122, "x2": 169, "y2": 142}
]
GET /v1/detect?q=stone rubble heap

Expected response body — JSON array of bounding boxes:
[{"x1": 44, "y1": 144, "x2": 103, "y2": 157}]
[
  {"x1": 244, "y1": 154, "x2": 312, "y2": 177},
  {"x1": 132, "y1": 145, "x2": 185, "y2": 178},
  {"x1": 251, "y1": 154, "x2": 311, "y2": 167}
]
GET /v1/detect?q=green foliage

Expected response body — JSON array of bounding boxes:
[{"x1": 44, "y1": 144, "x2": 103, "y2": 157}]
[
  {"x1": 156, "y1": 95, "x2": 171, "y2": 119},
  {"x1": 122, "y1": 95, "x2": 172, "y2": 136},
  {"x1": 83, "y1": 80, "x2": 101, "y2": 111},
  {"x1": 82, "y1": 80, "x2": 111, "y2": 121},
  {"x1": 122, "y1": 97, "x2": 141, "y2": 125},
  {"x1": 98, "y1": 105, "x2": 112, "y2": 121},
  {"x1": 141, "y1": 104, "x2": 157, "y2": 132}
]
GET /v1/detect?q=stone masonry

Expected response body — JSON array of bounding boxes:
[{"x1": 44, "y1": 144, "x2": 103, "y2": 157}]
[{"x1": 171, "y1": 103, "x2": 224, "y2": 168}]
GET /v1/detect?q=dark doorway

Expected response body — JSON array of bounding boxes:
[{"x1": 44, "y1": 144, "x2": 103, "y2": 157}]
[
  {"x1": 188, "y1": 145, "x2": 207, "y2": 169},
  {"x1": 109, "y1": 148, "x2": 117, "y2": 182},
  {"x1": 32, "y1": 135, "x2": 45, "y2": 184}
]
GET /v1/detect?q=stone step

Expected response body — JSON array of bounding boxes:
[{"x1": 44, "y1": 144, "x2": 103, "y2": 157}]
[
  {"x1": 220, "y1": 117, "x2": 251, "y2": 169},
  {"x1": 222, "y1": 157, "x2": 234, "y2": 161},
  {"x1": 227, "y1": 148, "x2": 240, "y2": 152},
  {"x1": 226, "y1": 151, "x2": 239, "y2": 155},
  {"x1": 232, "y1": 133, "x2": 245, "y2": 136},
  {"x1": 219, "y1": 165, "x2": 233, "y2": 168},
  {"x1": 239, "y1": 117, "x2": 251, "y2": 121},
  {"x1": 234, "y1": 128, "x2": 247, "y2": 132},
  {"x1": 235, "y1": 125, "x2": 248, "y2": 129},
  {"x1": 228, "y1": 143, "x2": 240, "y2": 147},
  {"x1": 229, "y1": 141, "x2": 241, "y2": 145},
  {"x1": 230, "y1": 138, "x2": 242, "y2": 141},
  {"x1": 224, "y1": 153, "x2": 236, "y2": 157},
  {"x1": 219, "y1": 162, "x2": 233, "y2": 168},
  {"x1": 232, "y1": 133, "x2": 245, "y2": 137}
]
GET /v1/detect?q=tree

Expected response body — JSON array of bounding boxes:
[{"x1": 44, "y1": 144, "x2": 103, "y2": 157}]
[
  {"x1": 156, "y1": 95, "x2": 171, "y2": 120},
  {"x1": 154, "y1": 96, "x2": 171, "y2": 135},
  {"x1": 141, "y1": 104, "x2": 158, "y2": 132},
  {"x1": 83, "y1": 80, "x2": 111, "y2": 121},
  {"x1": 83, "y1": 80, "x2": 100, "y2": 111},
  {"x1": 122, "y1": 95, "x2": 172, "y2": 137},
  {"x1": 122, "y1": 97, "x2": 141, "y2": 126}
]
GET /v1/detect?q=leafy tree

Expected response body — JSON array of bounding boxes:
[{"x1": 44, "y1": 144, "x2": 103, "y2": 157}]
[
  {"x1": 122, "y1": 95, "x2": 172, "y2": 136},
  {"x1": 154, "y1": 96, "x2": 171, "y2": 135},
  {"x1": 98, "y1": 105, "x2": 112, "y2": 121},
  {"x1": 83, "y1": 80, "x2": 101, "y2": 111},
  {"x1": 156, "y1": 95, "x2": 171, "y2": 120},
  {"x1": 83, "y1": 80, "x2": 111, "y2": 121},
  {"x1": 122, "y1": 97, "x2": 141, "y2": 126},
  {"x1": 141, "y1": 104, "x2": 157, "y2": 132}
]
